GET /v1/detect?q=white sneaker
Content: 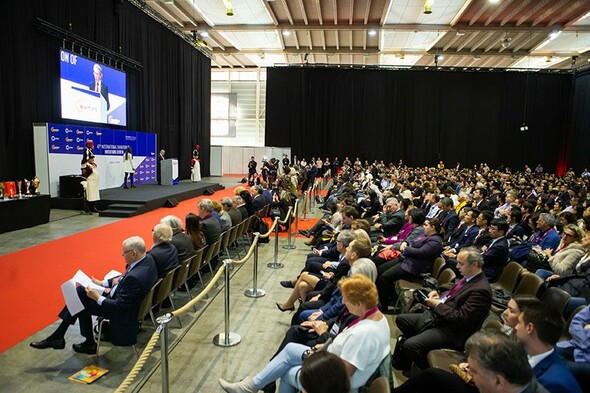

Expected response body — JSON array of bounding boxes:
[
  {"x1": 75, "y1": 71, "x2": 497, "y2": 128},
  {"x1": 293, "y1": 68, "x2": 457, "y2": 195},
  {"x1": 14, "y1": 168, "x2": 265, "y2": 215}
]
[{"x1": 218, "y1": 376, "x2": 258, "y2": 393}]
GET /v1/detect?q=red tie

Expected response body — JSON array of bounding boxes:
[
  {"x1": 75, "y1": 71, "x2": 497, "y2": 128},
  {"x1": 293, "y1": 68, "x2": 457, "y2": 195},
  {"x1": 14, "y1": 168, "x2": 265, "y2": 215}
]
[
  {"x1": 95, "y1": 83, "x2": 99, "y2": 92},
  {"x1": 444, "y1": 278, "x2": 466, "y2": 299}
]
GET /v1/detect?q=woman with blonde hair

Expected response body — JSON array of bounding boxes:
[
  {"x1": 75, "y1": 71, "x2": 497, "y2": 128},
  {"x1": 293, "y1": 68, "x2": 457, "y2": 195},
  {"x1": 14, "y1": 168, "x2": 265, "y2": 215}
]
[{"x1": 220, "y1": 274, "x2": 390, "y2": 393}]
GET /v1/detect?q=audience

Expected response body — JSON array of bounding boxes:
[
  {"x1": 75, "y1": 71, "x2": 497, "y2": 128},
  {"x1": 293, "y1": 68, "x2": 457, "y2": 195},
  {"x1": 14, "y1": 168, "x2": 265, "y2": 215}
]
[{"x1": 148, "y1": 223, "x2": 179, "y2": 277}]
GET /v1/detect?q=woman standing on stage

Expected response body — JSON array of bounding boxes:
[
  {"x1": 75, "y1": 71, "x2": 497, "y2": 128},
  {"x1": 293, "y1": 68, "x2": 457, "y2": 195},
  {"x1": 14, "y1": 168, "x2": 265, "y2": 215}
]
[
  {"x1": 123, "y1": 146, "x2": 136, "y2": 189},
  {"x1": 83, "y1": 156, "x2": 100, "y2": 213}
]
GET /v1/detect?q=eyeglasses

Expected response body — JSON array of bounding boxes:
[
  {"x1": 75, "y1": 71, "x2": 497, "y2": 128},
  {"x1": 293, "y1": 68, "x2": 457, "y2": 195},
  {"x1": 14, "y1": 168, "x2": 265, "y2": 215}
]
[{"x1": 563, "y1": 233, "x2": 576, "y2": 238}]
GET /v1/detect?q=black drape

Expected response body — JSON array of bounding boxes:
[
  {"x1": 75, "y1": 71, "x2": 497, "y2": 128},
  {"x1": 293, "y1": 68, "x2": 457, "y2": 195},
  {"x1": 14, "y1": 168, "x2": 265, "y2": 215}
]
[
  {"x1": 569, "y1": 70, "x2": 590, "y2": 173},
  {"x1": 0, "y1": 0, "x2": 211, "y2": 180},
  {"x1": 266, "y1": 68, "x2": 573, "y2": 172}
]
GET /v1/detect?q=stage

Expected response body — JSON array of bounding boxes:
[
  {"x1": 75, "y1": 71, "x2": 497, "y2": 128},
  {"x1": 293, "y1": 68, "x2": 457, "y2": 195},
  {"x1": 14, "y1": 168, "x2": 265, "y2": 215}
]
[{"x1": 51, "y1": 180, "x2": 225, "y2": 218}]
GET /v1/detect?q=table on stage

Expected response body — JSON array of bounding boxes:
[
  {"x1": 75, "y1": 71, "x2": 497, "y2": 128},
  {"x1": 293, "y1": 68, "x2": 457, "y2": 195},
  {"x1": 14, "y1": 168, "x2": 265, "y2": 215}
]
[{"x1": 0, "y1": 195, "x2": 51, "y2": 234}]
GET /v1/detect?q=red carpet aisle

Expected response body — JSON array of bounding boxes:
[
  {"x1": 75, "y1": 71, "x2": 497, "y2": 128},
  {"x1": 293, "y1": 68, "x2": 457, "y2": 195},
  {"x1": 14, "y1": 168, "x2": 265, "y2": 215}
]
[{"x1": 0, "y1": 185, "x2": 241, "y2": 353}]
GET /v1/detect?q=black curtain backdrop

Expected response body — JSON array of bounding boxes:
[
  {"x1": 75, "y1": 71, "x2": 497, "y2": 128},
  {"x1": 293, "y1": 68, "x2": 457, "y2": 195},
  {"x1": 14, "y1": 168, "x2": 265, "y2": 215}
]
[
  {"x1": 0, "y1": 0, "x2": 211, "y2": 181},
  {"x1": 266, "y1": 67, "x2": 575, "y2": 173},
  {"x1": 570, "y1": 70, "x2": 590, "y2": 173}
]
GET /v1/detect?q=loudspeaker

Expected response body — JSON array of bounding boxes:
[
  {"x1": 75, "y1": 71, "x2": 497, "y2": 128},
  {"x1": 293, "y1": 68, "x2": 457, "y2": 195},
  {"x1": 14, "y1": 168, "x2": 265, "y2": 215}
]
[
  {"x1": 203, "y1": 188, "x2": 215, "y2": 195},
  {"x1": 164, "y1": 197, "x2": 178, "y2": 207}
]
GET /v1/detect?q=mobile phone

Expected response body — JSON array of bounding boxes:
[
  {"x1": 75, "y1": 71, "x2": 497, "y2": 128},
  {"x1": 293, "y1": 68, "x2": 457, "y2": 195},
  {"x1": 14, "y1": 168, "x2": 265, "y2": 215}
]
[{"x1": 415, "y1": 289, "x2": 429, "y2": 303}]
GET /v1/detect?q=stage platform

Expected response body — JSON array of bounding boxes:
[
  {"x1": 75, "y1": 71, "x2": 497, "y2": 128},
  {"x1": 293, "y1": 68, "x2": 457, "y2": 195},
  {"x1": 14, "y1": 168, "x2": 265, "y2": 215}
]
[{"x1": 51, "y1": 180, "x2": 225, "y2": 218}]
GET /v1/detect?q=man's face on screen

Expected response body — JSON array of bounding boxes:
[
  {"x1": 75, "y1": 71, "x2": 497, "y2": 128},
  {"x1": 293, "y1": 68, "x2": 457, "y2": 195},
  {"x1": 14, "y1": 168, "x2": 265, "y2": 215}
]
[{"x1": 94, "y1": 70, "x2": 103, "y2": 83}]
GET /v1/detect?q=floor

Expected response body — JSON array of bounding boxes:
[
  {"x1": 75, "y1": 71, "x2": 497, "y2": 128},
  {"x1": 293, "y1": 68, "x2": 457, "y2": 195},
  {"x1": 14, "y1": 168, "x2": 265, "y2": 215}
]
[{"x1": 0, "y1": 176, "x2": 403, "y2": 392}]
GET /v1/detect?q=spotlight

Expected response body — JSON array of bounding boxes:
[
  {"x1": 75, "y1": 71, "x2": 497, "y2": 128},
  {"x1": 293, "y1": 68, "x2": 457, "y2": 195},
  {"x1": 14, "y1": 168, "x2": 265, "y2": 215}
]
[
  {"x1": 200, "y1": 31, "x2": 209, "y2": 38},
  {"x1": 549, "y1": 30, "x2": 561, "y2": 39},
  {"x1": 368, "y1": 29, "x2": 377, "y2": 37},
  {"x1": 546, "y1": 56, "x2": 552, "y2": 62},
  {"x1": 501, "y1": 37, "x2": 512, "y2": 49},
  {"x1": 282, "y1": 30, "x2": 291, "y2": 36},
  {"x1": 400, "y1": 53, "x2": 405, "y2": 60},
  {"x1": 226, "y1": 0, "x2": 234, "y2": 16},
  {"x1": 520, "y1": 123, "x2": 528, "y2": 132},
  {"x1": 456, "y1": 31, "x2": 465, "y2": 36},
  {"x1": 424, "y1": 1, "x2": 432, "y2": 14}
]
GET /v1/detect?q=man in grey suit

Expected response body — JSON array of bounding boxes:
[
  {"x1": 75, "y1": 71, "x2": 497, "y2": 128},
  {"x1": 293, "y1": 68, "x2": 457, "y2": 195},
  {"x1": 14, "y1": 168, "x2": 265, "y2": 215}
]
[{"x1": 198, "y1": 198, "x2": 221, "y2": 245}]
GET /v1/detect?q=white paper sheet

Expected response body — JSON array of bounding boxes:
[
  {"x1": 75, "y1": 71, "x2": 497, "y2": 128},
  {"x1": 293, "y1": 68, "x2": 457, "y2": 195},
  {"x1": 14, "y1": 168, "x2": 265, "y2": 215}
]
[
  {"x1": 72, "y1": 269, "x2": 104, "y2": 294},
  {"x1": 104, "y1": 269, "x2": 123, "y2": 281},
  {"x1": 60, "y1": 279, "x2": 85, "y2": 316}
]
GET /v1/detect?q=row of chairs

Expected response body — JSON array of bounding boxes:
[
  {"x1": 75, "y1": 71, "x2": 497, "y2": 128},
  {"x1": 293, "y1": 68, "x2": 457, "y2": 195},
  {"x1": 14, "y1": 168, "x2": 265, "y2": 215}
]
[{"x1": 95, "y1": 215, "x2": 257, "y2": 357}]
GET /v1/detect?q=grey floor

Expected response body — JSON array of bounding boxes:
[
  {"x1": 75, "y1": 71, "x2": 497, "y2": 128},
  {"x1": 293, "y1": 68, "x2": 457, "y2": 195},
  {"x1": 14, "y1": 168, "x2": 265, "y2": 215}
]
[{"x1": 0, "y1": 176, "x2": 403, "y2": 392}]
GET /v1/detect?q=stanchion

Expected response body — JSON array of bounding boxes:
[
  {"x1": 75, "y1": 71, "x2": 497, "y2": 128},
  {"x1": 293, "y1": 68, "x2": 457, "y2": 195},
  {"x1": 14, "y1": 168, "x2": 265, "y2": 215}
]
[
  {"x1": 283, "y1": 203, "x2": 297, "y2": 249},
  {"x1": 157, "y1": 313, "x2": 173, "y2": 393},
  {"x1": 267, "y1": 215, "x2": 284, "y2": 269},
  {"x1": 301, "y1": 191, "x2": 309, "y2": 221},
  {"x1": 213, "y1": 259, "x2": 242, "y2": 347},
  {"x1": 245, "y1": 233, "x2": 266, "y2": 298}
]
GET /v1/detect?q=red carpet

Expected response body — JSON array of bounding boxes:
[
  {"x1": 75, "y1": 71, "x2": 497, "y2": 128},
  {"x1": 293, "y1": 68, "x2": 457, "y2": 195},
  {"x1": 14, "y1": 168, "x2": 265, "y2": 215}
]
[{"x1": 0, "y1": 185, "x2": 244, "y2": 353}]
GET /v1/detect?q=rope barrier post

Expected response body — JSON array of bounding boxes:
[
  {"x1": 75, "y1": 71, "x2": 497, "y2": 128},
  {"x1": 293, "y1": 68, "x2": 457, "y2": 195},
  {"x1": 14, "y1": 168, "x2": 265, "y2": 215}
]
[
  {"x1": 213, "y1": 259, "x2": 242, "y2": 347},
  {"x1": 156, "y1": 313, "x2": 173, "y2": 393},
  {"x1": 293, "y1": 199, "x2": 301, "y2": 235},
  {"x1": 301, "y1": 191, "x2": 309, "y2": 221},
  {"x1": 283, "y1": 206, "x2": 296, "y2": 250},
  {"x1": 267, "y1": 217, "x2": 284, "y2": 269},
  {"x1": 245, "y1": 234, "x2": 266, "y2": 298}
]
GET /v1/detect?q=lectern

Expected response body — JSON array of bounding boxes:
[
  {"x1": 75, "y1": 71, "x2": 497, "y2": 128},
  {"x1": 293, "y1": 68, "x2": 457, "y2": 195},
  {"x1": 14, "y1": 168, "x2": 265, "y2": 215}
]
[{"x1": 160, "y1": 158, "x2": 179, "y2": 186}]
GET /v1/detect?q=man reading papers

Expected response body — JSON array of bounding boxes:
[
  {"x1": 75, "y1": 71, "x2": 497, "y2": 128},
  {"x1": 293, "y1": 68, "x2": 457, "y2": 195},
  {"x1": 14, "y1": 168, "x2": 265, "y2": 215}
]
[{"x1": 30, "y1": 236, "x2": 157, "y2": 354}]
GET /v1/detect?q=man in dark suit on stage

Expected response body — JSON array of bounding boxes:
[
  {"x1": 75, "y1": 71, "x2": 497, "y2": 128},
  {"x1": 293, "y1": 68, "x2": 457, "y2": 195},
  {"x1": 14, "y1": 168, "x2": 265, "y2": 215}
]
[
  {"x1": 89, "y1": 64, "x2": 110, "y2": 110},
  {"x1": 198, "y1": 198, "x2": 222, "y2": 245},
  {"x1": 394, "y1": 247, "x2": 492, "y2": 369},
  {"x1": 148, "y1": 223, "x2": 179, "y2": 277},
  {"x1": 157, "y1": 149, "x2": 165, "y2": 185},
  {"x1": 30, "y1": 236, "x2": 158, "y2": 353},
  {"x1": 515, "y1": 299, "x2": 582, "y2": 393}
]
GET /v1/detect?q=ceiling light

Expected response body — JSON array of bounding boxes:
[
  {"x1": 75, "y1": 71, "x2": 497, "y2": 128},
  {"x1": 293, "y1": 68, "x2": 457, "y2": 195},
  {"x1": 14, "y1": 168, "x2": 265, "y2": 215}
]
[
  {"x1": 501, "y1": 37, "x2": 512, "y2": 49},
  {"x1": 400, "y1": 53, "x2": 405, "y2": 60},
  {"x1": 474, "y1": 55, "x2": 481, "y2": 60},
  {"x1": 456, "y1": 31, "x2": 465, "y2": 36},
  {"x1": 549, "y1": 30, "x2": 561, "y2": 40},
  {"x1": 225, "y1": 0, "x2": 234, "y2": 16},
  {"x1": 520, "y1": 123, "x2": 528, "y2": 132},
  {"x1": 424, "y1": 1, "x2": 432, "y2": 14},
  {"x1": 282, "y1": 30, "x2": 291, "y2": 36},
  {"x1": 489, "y1": 0, "x2": 500, "y2": 3},
  {"x1": 546, "y1": 56, "x2": 552, "y2": 62},
  {"x1": 368, "y1": 29, "x2": 377, "y2": 37},
  {"x1": 200, "y1": 31, "x2": 209, "y2": 38}
]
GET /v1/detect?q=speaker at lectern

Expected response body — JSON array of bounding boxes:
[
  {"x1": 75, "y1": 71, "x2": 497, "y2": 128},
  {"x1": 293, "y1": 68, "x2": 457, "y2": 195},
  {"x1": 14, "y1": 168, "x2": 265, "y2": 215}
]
[{"x1": 160, "y1": 158, "x2": 179, "y2": 186}]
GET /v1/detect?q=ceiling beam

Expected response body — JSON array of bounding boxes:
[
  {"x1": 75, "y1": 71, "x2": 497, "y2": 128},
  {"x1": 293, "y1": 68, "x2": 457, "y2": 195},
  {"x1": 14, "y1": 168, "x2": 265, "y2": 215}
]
[
  {"x1": 349, "y1": 0, "x2": 354, "y2": 25},
  {"x1": 470, "y1": 32, "x2": 495, "y2": 52},
  {"x1": 456, "y1": 31, "x2": 479, "y2": 52},
  {"x1": 500, "y1": 0, "x2": 532, "y2": 26},
  {"x1": 333, "y1": 0, "x2": 338, "y2": 25},
  {"x1": 281, "y1": 0, "x2": 294, "y2": 25},
  {"x1": 335, "y1": 30, "x2": 340, "y2": 50},
  {"x1": 531, "y1": 0, "x2": 569, "y2": 26},
  {"x1": 364, "y1": 0, "x2": 371, "y2": 25},
  {"x1": 298, "y1": 0, "x2": 309, "y2": 25},
  {"x1": 316, "y1": 0, "x2": 323, "y2": 25},
  {"x1": 546, "y1": 0, "x2": 585, "y2": 27},
  {"x1": 179, "y1": 23, "x2": 590, "y2": 33},
  {"x1": 516, "y1": 0, "x2": 551, "y2": 26},
  {"x1": 468, "y1": 3, "x2": 491, "y2": 26},
  {"x1": 484, "y1": 0, "x2": 512, "y2": 26},
  {"x1": 260, "y1": 0, "x2": 279, "y2": 26}
]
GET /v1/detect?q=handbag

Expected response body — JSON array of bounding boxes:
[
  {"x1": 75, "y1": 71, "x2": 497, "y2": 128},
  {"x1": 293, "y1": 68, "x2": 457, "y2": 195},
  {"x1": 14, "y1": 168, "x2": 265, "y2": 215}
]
[{"x1": 414, "y1": 309, "x2": 437, "y2": 333}]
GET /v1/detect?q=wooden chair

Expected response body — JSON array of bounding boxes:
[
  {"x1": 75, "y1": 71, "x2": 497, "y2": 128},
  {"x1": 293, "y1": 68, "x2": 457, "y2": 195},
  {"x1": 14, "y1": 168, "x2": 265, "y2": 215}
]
[{"x1": 491, "y1": 261, "x2": 524, "y2": 293}]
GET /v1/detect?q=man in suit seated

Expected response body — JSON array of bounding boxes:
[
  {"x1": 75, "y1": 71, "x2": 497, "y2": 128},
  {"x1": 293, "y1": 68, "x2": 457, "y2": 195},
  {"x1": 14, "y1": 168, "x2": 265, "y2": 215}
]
[
  {"x1": 222, "y1": 197, "x2": 242, "y2": 226},
  {"x1": 160, "y1": 215, "x2": 195, "y2": 262},
  {"x1": 30, "y1": 236, "x2": 158, "y2": 354},
  {"x1": 506, "y1": 208, "x2": 526, "y2": 239},
  {"x1": 149, "y1": 223, "x2": 179, "y2": 278},
  {"x1": 439, "y1": 197, "x2": 460, "y2": 237},
  {"x1": 371, "y1": 197, "x2": 406, "y2": 239},
  {"x1": 251, "y1": 185, "x2": 266, "y2": 212},
  {"x1": 394, "y1": 247, "x2": 492, "y2": 369},
  {"x1": 515, "y1": 299, "x2": 582, "y2": 393},
  {"x1": 480, "y1": 219, "x2": 510, "y2": 282},
  {"x1": 198, "y1": 198, "x2": 222, "y2": 246}
]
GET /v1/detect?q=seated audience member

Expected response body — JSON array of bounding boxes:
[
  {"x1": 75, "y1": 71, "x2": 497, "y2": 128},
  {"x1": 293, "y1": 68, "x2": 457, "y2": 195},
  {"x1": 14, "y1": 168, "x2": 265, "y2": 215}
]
[
  {"x1": 299, "y1": 229, "x2": 356, "y2": 278},
  {"x1": 377, "y1": 207, "x2": 426, "y2": 249},
  {"x1": 535, "y1": 224, "x2": 586, "y2": 279},
  {"x1": 300, "y1": 352, "x2": 351, "y2": 393},
  {"x1": 394, "y1": 247, "x2": 492, "y2": 370},
  {"x1": 198, "y1": 198, "x2": 222, "y2": 245},
  {"x1": 219, "y1": 274, "x2": 390, "y2": 393},
  {"x1": 529, "y1": 213, "x2": 561, "y2": 253},
  {"x1": 251, "y1": 185, "x2": 266, "y2": 212},
  {"x1": 160, "y1": 215, "x2": 196, "y2": 261},
  {"x1": 376, "y1": 218, "x2": 444, "y2": 311},
  {"x1": 515, "y1": 299, "x2": 582, "y2": 393},
  {"x1": 185, "y1": 213, "x2": 206, "y2": 249},
  {"x1": 472, "y1": 187, "x2": 491, "y2": 213},
  {"x1": 30, "y1": 236, "x2": 158, "y2": 353},
  {"x1": 439, "y1": 197, "x2": 460, "y2": 237},
  {"x1": 276, "y1": 230, "x2": 357, "y2": 312},
  {"x1": 213, "y1": 200, "x2": 231, "y2": 232},
  {"x1": 149, "y1": 223, "x2": 179, "y2": 277},
  {"x1": 442, "y1": 208, "x2": 480, "y2": 257},
  {"x1": 260, "y1": 181, "x2": 273, "y2": 205},
  {"x1": 396, "y1": 332, "x2": 547, "y2": 393},
  {"x1": 371, "y1": 197, "x2": 406, "y2": 239},
  {"x1": 479, "y1": 219, "x2": 509, "y2": 282},
  {"x1": 472, "y1": 210, "x2": 494, "y2": 249},
  {"x1": 300, "y1": 200, "x2": 340, "y2": 243},
  {"x1": 233, "y1": 195, "x2": 248, "y2": 222},
  {"x1": 557, "y1": 304, "x2": 590, "y2": 391},
  {"x1": 506, "y1": 208, "x2": 526, "y2": 239},
  {"x1": 235, "y1": 186, "x2": 255, "y2": 216},
  {"x1": 222, "y1": 197, "x2": 242, "y2": 226}
]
